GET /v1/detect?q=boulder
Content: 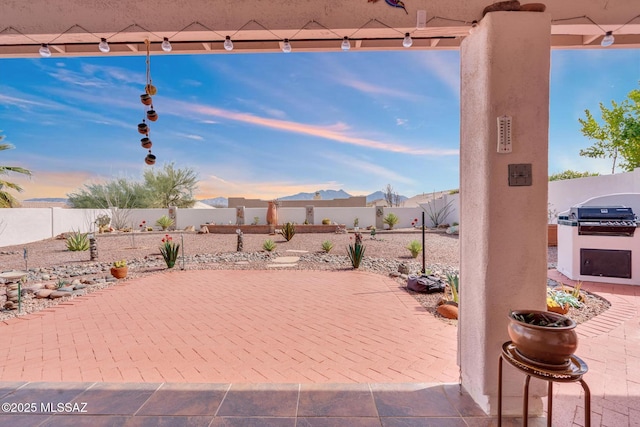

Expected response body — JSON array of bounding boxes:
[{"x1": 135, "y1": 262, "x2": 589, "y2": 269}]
[
  {"x1": 36, "y1": 289, "x2": 55, "y2": 298},
  {"x1": 184, "y1": 225, "x2": 195, "y2": 232},
  {"x1": 49, "y1": 291, "x2": 68, "y2": 299},
  {"x1": 397, "y1": 263, "x2": 410, "y2": 275}
]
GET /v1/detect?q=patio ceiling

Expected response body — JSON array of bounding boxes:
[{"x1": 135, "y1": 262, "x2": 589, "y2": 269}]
[{"x1": 0, "y1": 0, "x2": 639, "y2": 58}]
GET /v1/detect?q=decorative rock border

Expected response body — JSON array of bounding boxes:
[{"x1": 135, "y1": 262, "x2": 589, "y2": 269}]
[{"x1": 202, "y1": 224, "x2": 344, "y2": 234}]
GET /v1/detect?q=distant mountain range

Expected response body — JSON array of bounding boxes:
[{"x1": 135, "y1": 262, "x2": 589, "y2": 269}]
[
  {"x1": 198, "y1": 197, "x2": 229, "y2": 207},
  {"x1": 25, "y1": 191, "x2": 409, "y2": 208},
  {"x1": 279, "y1": 189, "x2": 351, "y2": 201},
  {"x1": 198, "y1": 189, "x2": 408, "y2": 207},
  {"x1": 25, "y1": 198, "x2": 68, "y2": 203}
]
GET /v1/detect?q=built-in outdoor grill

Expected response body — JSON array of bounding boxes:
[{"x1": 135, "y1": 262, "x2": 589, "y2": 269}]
[{"x1": 569, "y1": 206, "x2": 637, "y2": 237}]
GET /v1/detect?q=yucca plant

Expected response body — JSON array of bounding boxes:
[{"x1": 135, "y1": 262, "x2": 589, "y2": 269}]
[
  {"x1": 279, "y1": 222, "x2": 296, "y2": 241},
  {"x1": 406, "y1": 240, "x2": 422, "y2": 258},
  {"x1": 263, "y1": 239, "x2": 277, "y2": 252},
  {"x1": 156, "y1": 215, "x2": 174, "y2": 231},
  {"x1": 347, "y1": 232, "x2": 365, "y2": 268},
  {"x1": 383, "y1": 212, "x2": 399, "y2": 229},
  {"x1": 66, "y1": 230, "x2": 89, "y2": 251},
  {"x1": 321, "y1": 240, "x2": 334, "y2": 253}
]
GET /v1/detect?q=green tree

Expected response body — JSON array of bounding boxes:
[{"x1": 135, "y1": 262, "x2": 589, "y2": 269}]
[
  {"x1": 549, "y1": 170, "x2": 600, "y2": 181},
  {"x1": 143, "y1": 163, "x2": 198, "y2": 208},
  {"x1": 0, "y1": 136, "x2": 32, "y2": 208},
  {"x1": 67, "y1": 178, "x2": 151, "y2": 209},
  {"x1": 67, "y1": 164, "x2": 198, "y2": 210},
  {"x1": 579, "y1": 86, "x2": 640, "y2": 173}
]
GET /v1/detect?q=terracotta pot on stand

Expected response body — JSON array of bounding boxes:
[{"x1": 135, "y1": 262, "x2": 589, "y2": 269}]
[{"x1": 508, "y1": 309, "x2": 578, "y2": 368}]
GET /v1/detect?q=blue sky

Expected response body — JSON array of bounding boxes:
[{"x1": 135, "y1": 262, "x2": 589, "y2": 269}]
[{"x1": 0, "y1": 48, "x2": 639, "y2": 200}]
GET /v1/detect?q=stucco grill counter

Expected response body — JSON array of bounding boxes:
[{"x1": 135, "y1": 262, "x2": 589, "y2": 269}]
[{"x1": 557, "y1": 206, "x2": 639, "y2": 285}]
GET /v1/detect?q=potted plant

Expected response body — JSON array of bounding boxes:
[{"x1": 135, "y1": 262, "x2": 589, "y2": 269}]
[
  {"x1": 111, "y1": 259, "x2": 128, "y2": 279},
  {"x1": 508, "y1": 309, "x2": 578, "y2": 367}
]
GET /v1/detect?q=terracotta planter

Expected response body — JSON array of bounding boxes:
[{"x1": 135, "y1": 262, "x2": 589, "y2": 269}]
[
  {"x1": 508, "y1": 310, "x2": 577, "y2": 368},
  {"x1": 145, "y1": 153, "x2": 156, "y2": 165},
  {"x1": 140, "y1": 93, "x2": 152, "y2": 106},
  {"x1": 266, "y1": 201, "x2": 278, "y2": 225},
  {"x1": 110, "y1": 266, "x2": 128, "y2": 279},
  {"x1": 141, "y1": 137, "x2": 152, "y2": 149},
  {"x1": 146, "y1": 110, "x2": 158, "y2": 121},
  {"x1": 138, "y1": 122, "x2": 149, "y2": 135}
]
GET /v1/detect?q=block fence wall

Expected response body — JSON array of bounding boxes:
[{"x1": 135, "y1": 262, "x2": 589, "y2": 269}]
[
  {"x1": 7, "y1": 166, "x2": 640, "y2": 248},
  {"x1": 0, "y1": 199, "x2": 460, "y2": 248}
]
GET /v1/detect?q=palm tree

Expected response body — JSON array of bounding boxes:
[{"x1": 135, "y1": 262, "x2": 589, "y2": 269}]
[{"x1": 0, "y1": 137, "x2": 32, "y2": 208}]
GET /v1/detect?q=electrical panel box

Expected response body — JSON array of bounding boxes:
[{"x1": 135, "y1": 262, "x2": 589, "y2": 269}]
[
  {"x1": 508, "y1": 164, "x2": 532, "y2": 186},
  {"x1": 497, "y1": 115, "x2": 512, "y2": 153}
]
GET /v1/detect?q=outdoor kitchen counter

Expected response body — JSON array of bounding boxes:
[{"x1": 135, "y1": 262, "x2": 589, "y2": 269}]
[{"x1": 557, "y1": 221, "x2": 640, "y2": 286}]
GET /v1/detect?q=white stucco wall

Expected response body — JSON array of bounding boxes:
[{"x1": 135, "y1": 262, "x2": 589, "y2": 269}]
[{"x1": 548, "y1": 168, "x2": 640, "y2": 220}]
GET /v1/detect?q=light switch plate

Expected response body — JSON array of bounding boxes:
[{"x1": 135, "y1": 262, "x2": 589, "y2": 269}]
[
  {"x1": 508, "y1": 164, "x2": 532, "y2": 186},
  {"x1": 417, "y1": 10, "x2": 427, "y2": 29}
]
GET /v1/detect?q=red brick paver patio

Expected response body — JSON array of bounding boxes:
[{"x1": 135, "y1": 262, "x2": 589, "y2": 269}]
[
  {"x1": 1, "y1": 269, "x2": 638, "y2": 426},
  {"x1": 0, "y1": 270, "x2": 459, "y2": 384}
]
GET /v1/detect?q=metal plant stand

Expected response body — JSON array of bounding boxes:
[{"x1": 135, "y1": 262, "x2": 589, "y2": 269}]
[{"x1": 498, "y1": 341, "x2": 590, "y2": 427}]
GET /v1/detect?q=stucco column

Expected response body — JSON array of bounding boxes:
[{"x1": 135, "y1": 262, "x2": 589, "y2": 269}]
[{"x1": 459, "y1": 12, "x2": 550, "y2": 415}]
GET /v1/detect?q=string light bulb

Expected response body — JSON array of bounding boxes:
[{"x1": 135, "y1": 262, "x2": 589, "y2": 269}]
[
  {"x1": 98, "y1": 38, "x2": 110, "y2": 53},
  {"x1": 601, "y1": 31, "x2": 614, "y2": 47},
  {"x1": 39, "y1": 43, "x2": 51, "y2": 57},
  {"x1": 282, "y1": 38, "x2": 291, "y2": 53},
  {"x1": 161, "y1": 37, "x2": 172, "y2": 52},
  {"x1": 402, "y1": 32, "x2": 413, "y2": 48},
  {"x1": 341, "y1": 36, "x2": 351, "y2": 51},
  {"x1": 224, "y1": 35, "x2": 234, "y2": 51}
]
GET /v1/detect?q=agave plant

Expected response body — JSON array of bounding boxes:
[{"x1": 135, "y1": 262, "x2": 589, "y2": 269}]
[
  {"x1": 263, "y1": 239, "x2": 277, "y2": 252},
  {"x1": 66, "y1": 230, "x2": 89, "y2": 251},
  {"x1": 446, "y1": 273, "x2": 459, "y2": 304},
  {"x1": 321, "y1": 240, "x2": 334, "y2": 253},
  {"x1": 279, "y1": 222, "x2": 296, "y2": 241}
]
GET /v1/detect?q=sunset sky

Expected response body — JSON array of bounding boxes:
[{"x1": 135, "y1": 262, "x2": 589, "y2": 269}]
[{"x1": 0, "y1": 48, "x2": 638, "y2": 201}]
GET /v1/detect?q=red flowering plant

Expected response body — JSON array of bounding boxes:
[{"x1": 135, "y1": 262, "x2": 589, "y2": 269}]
[
  {"x1": 347, "y1": 232, "x2": 365, "y2": 268},
  {"x1": 139, "y1": 220, "x2": 147, "y2": 231},
  {"x1": 159, "y1": 234, "x2": 180, "y2": 268}
]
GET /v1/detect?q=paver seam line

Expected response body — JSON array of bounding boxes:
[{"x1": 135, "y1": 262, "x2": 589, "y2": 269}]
[
  {"x1": 213, "y1": 383, "x2": 233, "y2": 417},
  {"x1": 367, "y1": 383, "x2": 382, "y2": 422}
]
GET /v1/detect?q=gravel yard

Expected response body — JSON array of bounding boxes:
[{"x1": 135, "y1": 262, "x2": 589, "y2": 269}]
[{"x1": 0, "y1": 229, "x2": 606, "y2": 324}]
